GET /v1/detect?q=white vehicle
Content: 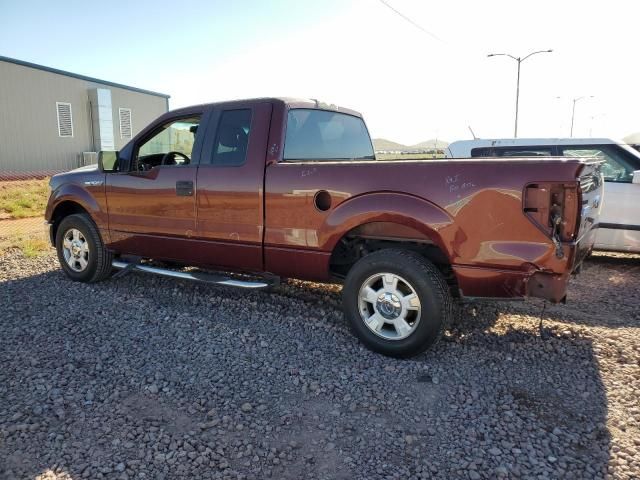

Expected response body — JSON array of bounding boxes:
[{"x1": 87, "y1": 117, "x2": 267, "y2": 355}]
[{"x1": 446, "y1": 138, "x2": 640, "y2": 253}]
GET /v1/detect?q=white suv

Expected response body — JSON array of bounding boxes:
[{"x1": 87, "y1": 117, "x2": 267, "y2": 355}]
[{"x1": 446, "y1": 138, "x2": 640, "y2": 253}]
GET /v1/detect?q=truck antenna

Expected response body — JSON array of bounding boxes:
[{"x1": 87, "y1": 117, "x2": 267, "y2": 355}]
[{"x1": 468, "y1": 125, "x2": 478, "y2": 139}]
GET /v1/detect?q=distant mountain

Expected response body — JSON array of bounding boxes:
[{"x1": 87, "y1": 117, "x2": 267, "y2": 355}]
[
  {"x1": 372, "y1": 138, "x2": 408, "y2": 151},
  {"x1": 411, "y1": 139, "x2": 449, "y2": 149},
  {"x1": 373, "y1": 138, "x2": 449, "y2": 152},
  {"x1": 623, "y1": 132, "x2": 640, "y2": 144}
]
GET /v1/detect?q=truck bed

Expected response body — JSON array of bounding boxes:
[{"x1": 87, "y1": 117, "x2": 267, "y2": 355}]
[{"x1": 264, "y1": 156, "x2": 602, "y2": 301}]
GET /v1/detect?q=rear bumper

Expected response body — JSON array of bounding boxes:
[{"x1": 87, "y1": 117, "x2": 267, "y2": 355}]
[
  {"x1": 453, "y1": 230, "x2": 599, "y2": 305},
  {"x1": 453, "y1": 264, "x2": 570, "y2": 303},
  {"x1": 526, "y1": 271, "x2": 569, "y2": 303},
  {"x1": 453, "y1": 265, "x2": 571, "y2": 303}
]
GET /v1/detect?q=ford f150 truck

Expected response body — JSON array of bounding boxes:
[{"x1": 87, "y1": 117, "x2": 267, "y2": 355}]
[{"x1": 45, "y1": 98, "x2": 603, "y2": 357}]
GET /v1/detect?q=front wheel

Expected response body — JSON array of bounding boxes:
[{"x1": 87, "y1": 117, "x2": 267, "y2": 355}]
[
  {"x1": 55, "y1": 213, "x2": 113, "y2": 282},
  {"x1": 343, "y1": 249, "x2": 452, "y2": 358}
]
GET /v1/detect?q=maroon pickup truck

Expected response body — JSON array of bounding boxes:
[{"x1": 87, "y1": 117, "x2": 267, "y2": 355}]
[{"x1": 45, "y1": 97, "x2": 603, "y2": 357}]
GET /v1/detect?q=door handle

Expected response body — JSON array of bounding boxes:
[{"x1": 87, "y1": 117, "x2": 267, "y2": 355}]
[{"x1": 176, "y1": 180, "x2": 194, "y2": 196}]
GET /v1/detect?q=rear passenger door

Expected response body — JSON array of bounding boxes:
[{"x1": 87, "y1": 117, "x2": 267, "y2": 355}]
[{"x1": 194, "y1": 102, "x2": 273, "y2": 271}]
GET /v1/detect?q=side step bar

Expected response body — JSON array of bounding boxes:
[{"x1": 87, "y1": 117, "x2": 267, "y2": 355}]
[{"x1": 111, "y1": 260, "x2": 274, "y2": 289}]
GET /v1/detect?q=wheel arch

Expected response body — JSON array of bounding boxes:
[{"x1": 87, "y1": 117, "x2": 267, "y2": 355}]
[
  {"x1": 49, "y1": 200, "x2": 92, "y2": 245},
  {"x1": 324, "y1": 193, "x2": 458, "y2": 295},
  {"x1": 46, "y1": 183, "x2": 106, "y2": 245},
  {"x1": 320, "y1": 192, "x2": 453, "y2": 255}
]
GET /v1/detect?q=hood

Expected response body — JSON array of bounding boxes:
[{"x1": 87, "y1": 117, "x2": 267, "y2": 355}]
[
  {"x1": 70, "y1": 163, "x2": 100, "y2": 173},
  {"x1": 50, "y1": 163, "x2": 102, "y2": 190}
]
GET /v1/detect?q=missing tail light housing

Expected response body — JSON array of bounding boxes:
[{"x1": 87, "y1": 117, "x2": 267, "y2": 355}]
[{"x1": 523, "y1": 182, "x2": 579, "y2": 256}]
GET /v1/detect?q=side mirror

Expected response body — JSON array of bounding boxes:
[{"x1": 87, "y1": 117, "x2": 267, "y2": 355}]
[
  {"x1": 633, "y1": 170, "x2": 640, "y2": 185},
  {"x1": 98, "y1": 151, "x2": 119, "y2": 172}
]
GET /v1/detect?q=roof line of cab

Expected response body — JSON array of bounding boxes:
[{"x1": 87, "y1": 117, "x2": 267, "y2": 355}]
[{"x1": 161, "y1": 97, "x2": 364, "y2": 118}]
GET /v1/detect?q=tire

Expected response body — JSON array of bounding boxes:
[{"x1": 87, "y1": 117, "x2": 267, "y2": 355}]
[
  {"x1": 55, "y1": 213, "x2": 113, "y2": 282},
  {"x1": 343, "y1": 249, "x2": 452, "y2": 358}
]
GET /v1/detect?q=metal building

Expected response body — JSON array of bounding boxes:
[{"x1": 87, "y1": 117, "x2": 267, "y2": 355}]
[{"x1": 0, "y1": 55, "x2": 169, "y2": 174}]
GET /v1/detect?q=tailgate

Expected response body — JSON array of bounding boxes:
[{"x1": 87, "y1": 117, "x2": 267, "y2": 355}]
[{"x1": 574, "y1": 160, "x2": 604, "y2": 265}]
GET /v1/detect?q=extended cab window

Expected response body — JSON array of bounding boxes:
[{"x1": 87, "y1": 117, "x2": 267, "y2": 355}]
[
  {"x1": 494, "y1": 147, "x2": 553, "y2": 157},
  {"x1": 211, "y1": 109, "x2": 252, "y2": 166},
  {"x1": 561, "y1": 146, "x2": 636, "y2": 183},
  {"x1": 134, "y1": 116, "x2": 201, "y2": 171},
  {"x1": 470, "y1": 147, "x2": 554, "y2": 157},
  {"x1": 470, "y1": 147, "x2": 493, "y2": 157},
  {"x1": 283, "y1": 109, "x2": 374, "y2": 161}
]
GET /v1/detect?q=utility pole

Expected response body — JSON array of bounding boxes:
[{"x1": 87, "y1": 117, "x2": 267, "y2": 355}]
[
  {"x1": 488, "y1": 49, "x2": 553, "y2": 137},
  {"x1": 570, "y1": 96, "x2": 594, "y2": 137}
]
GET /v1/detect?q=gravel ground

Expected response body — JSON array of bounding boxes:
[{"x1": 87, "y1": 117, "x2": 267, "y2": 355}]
[{"x1": 0, "y1": 250, "x2": 638, "y2": 480}]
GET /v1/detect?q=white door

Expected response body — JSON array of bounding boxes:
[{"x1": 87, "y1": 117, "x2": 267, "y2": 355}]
[{"x1": 561, "y1": 145, "x2": 640, "y2": 253}]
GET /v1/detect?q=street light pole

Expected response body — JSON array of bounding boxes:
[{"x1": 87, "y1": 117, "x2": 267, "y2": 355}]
[
  {"x1": 570, "y1": 96, "x2": 594, "y2": 137},
  {"x1": 514, "y1": 60, "x2": 521, "y2": 138},
  {"x1": 488, "y1": 49, "x2": 553, "y2": 138}
]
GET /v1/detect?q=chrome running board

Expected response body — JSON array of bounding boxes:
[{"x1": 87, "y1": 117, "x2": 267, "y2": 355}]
[{"x1": 111, "y1": 260, "x2": 273, "y2": 289}]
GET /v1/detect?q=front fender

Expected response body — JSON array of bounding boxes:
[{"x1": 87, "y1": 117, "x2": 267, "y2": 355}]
[
  {"x1": 45, "y1": 183, "x2": 108, "y2": 233},
  {"x1": 320, "y1": 192, "x2": 453, "y2": 257}
]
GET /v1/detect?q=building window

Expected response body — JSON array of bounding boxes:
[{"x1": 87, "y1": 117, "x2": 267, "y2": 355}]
[
  {"x1": 119, "y1": 108, "x2": 132, "y2": 139},
  {"x1": 56, "y1": 102, "x2": 73, "y2": 138}
]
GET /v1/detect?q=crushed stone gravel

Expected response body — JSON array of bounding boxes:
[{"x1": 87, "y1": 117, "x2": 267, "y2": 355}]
[{"x1": 0, "y1": 250, "x2": 638, "y2": 479}]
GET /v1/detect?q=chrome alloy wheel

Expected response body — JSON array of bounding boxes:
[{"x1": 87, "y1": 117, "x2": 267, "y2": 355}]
[
  {"x1": 357, "y1": 273, "x2": 421, "y2": 340},
  {"x1": 62, "y1": 228, "x2": 90, "y2": 272}
]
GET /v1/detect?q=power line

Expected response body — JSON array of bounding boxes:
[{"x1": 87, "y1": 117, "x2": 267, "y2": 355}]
[{"x1": 378, "y1": 0, "x2": 444, "y2": 43}]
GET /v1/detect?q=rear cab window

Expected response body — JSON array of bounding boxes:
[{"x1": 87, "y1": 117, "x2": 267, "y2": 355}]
[{"x1": 283, "y1": 109, "x2": 374, "y2": 161}]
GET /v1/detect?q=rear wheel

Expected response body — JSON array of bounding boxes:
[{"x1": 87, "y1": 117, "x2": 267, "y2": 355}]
[
  {"x1": 55, "y1": 213, "x2": 113, "y2": 282},
  {"x1": 343, "y1": 249, "x2": 452, "y2": 358}
]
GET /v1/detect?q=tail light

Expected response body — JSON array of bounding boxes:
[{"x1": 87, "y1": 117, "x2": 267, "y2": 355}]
[{"x1": 523, "y1": 182, "x2": 579, "y2": 257}]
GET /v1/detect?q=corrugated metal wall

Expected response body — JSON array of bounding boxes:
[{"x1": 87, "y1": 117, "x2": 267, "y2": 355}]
[
  {"x1": 110, "y1": 88, "x2": 166, "y2": 150},
  {"x1": 0, "y1": 60, "x2": 168, "y2": 172}
]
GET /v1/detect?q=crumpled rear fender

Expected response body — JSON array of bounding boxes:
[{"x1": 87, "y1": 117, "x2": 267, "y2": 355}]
[{"x1": 320, "y1": 192, "x2": 453, "y2": 258}]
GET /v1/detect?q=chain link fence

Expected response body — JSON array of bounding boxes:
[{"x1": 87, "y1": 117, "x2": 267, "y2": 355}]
[{"x1": 0, "y1": 171, "x2": 62, "y2": 255}]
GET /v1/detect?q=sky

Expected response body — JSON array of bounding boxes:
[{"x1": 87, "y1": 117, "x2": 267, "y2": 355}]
[{"x1": 2, "y1": 0, "x2": 639, "y2": 145}]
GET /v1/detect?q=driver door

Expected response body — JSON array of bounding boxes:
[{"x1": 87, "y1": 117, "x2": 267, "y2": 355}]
[{"x1": 106, "y1": 111, "x2": 206, "y2": 260}]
